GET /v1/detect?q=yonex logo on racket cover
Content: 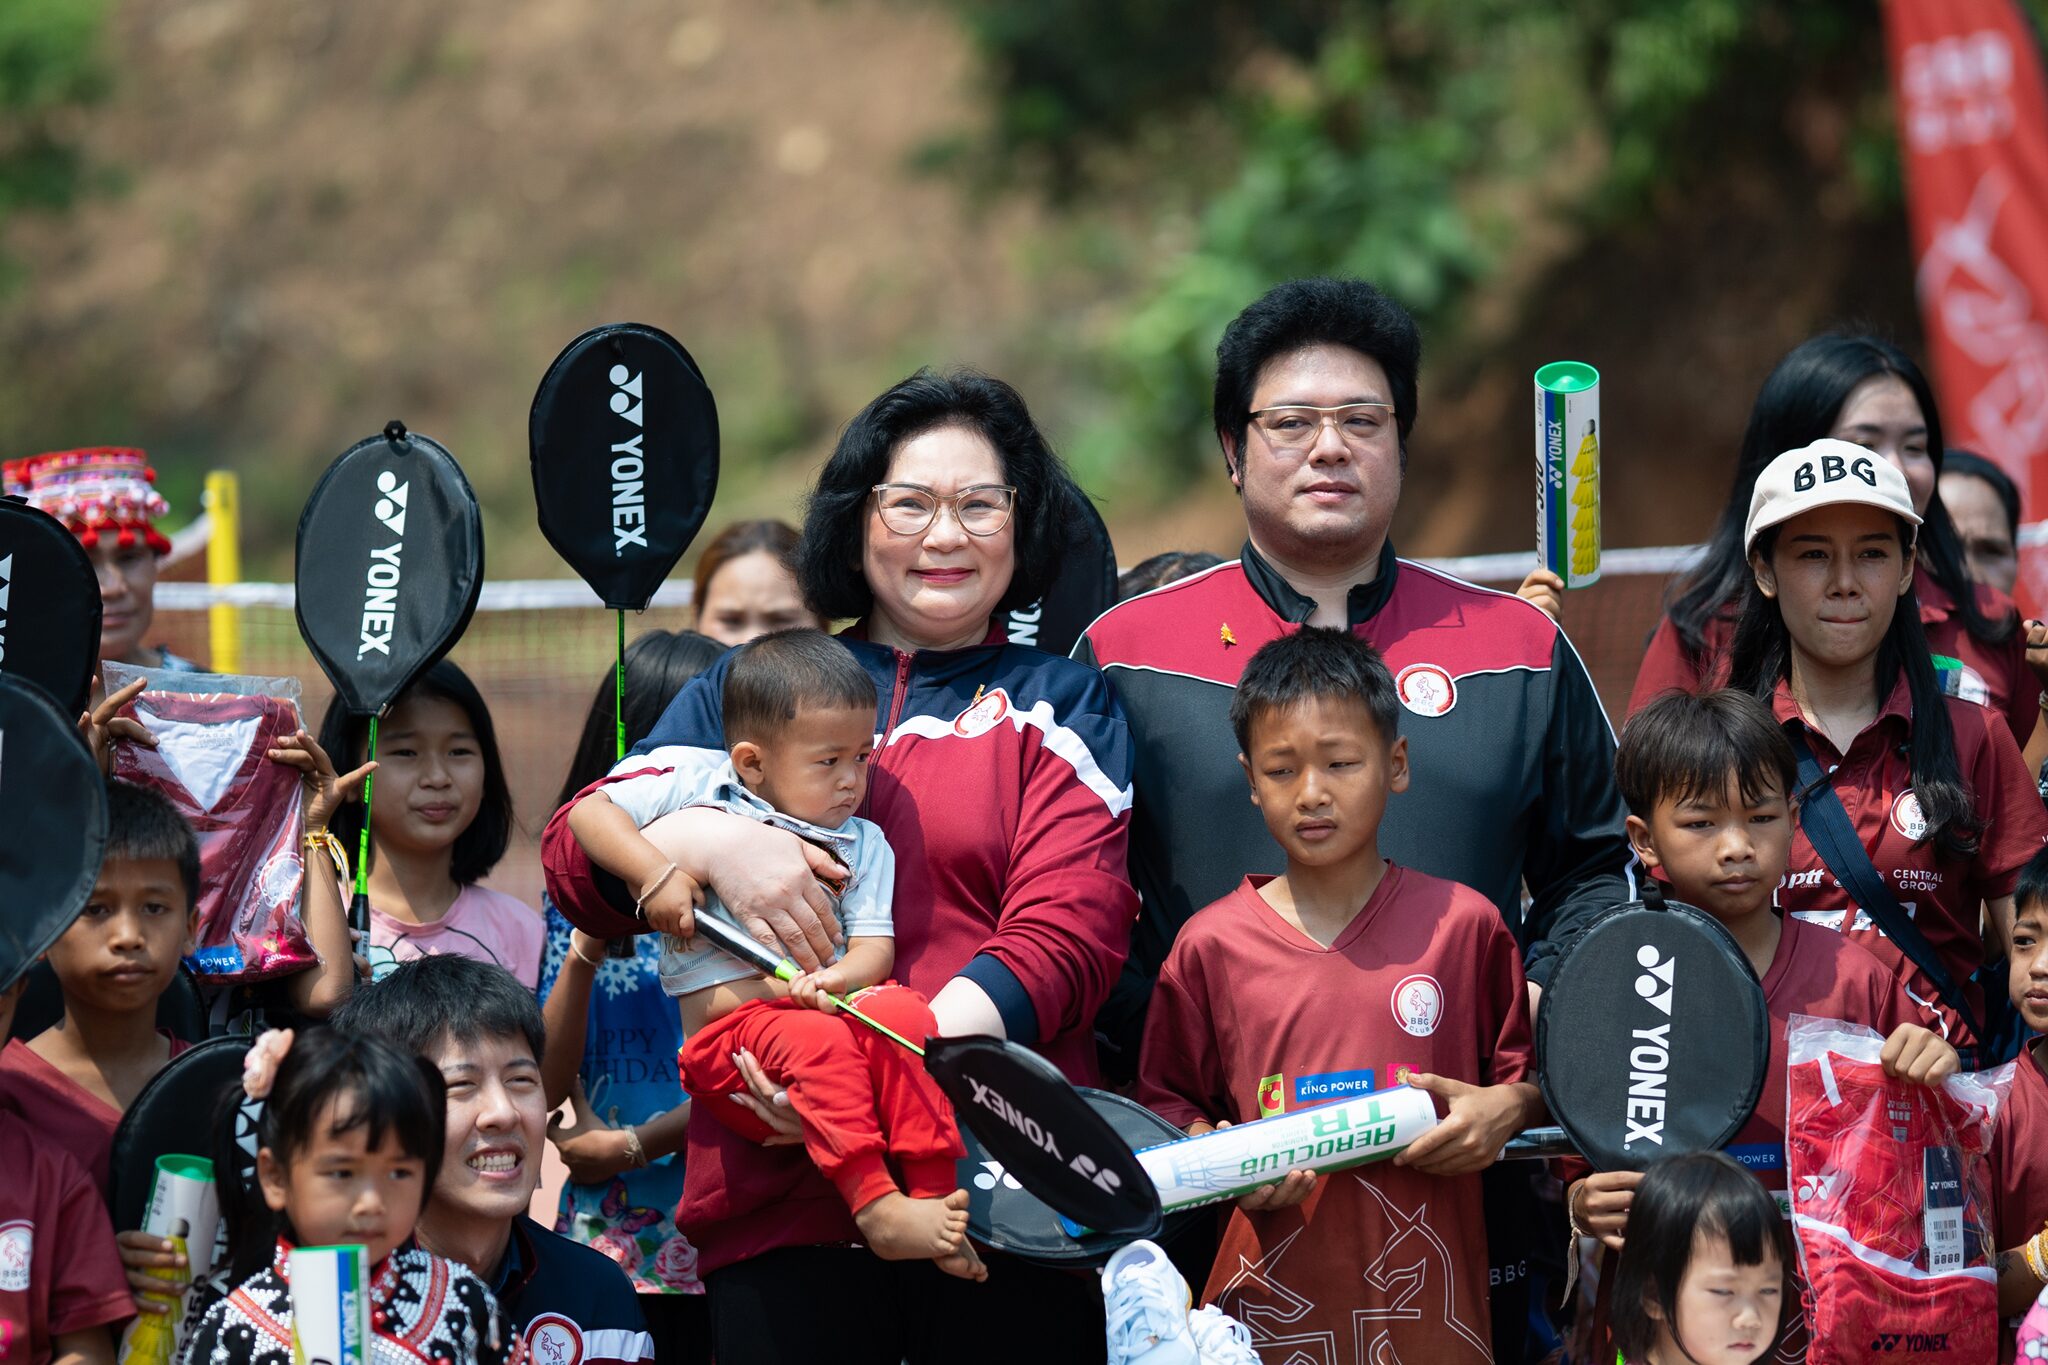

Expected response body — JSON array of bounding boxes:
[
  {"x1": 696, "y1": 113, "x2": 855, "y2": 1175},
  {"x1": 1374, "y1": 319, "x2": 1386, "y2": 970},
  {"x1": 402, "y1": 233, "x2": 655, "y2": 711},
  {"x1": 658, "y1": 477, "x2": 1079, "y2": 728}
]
[
  {"x1": 1624, "y1": 945, "x2": 1678, "y2": 1148},
  {"x1": 0, "y1": 553, "x2": 12, "y2": 666},
  {"x1": 358, "y1": 474, "x2": 407, "y2": 660},
  {"x1": 608, "y1": 363, "x2": 649, "y2": 556}
]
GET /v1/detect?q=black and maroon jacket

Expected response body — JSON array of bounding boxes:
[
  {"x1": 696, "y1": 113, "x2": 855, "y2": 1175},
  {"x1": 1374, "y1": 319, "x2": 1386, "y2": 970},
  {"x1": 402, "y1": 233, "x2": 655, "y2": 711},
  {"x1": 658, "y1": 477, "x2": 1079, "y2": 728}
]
[
  {"x1": 542, "y1": 621, "x2": 1136, "y2": 1272},
  {"x1": 1076, "y1": 541, "x2": 1631, "y2": 1078}
]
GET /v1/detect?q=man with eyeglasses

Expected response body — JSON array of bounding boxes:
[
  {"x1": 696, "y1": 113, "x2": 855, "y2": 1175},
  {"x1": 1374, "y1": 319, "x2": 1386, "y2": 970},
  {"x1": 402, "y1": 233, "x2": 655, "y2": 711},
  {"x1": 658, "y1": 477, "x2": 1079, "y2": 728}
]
[{"x1": 1076, "y1": 276, "x2": 1629, "y2": 1364}]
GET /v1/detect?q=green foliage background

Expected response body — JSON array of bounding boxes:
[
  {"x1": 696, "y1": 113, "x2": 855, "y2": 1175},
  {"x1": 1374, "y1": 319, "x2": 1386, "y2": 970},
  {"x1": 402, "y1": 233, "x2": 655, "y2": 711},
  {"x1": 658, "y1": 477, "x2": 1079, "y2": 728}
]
[{"x1": 0, "y1": 0, "x2": 108, "y2": 273}]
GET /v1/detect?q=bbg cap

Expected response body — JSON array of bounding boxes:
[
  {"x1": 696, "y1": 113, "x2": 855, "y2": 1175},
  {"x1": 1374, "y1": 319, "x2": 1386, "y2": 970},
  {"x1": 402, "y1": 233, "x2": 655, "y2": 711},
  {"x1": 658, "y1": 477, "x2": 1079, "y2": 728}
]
[{"x1": 1744, "y1": 438, "x2": 1921, "y2": 553}]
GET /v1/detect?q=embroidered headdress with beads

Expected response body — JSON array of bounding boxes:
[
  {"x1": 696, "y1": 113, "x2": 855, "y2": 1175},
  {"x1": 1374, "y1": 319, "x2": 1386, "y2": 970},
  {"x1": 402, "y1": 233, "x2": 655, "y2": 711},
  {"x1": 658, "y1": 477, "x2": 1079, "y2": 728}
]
[{"x1": 2, "y1": 447, "x2": 173, "y2": 554}]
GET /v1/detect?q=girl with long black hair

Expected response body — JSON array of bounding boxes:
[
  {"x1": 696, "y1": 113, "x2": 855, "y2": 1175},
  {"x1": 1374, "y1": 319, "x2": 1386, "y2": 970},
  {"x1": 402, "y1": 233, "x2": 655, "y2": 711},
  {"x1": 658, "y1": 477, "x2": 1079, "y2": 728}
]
[
  {"x1": 1630, "y1": 334, "x2": 2037, "y2": 750},
  {"x1": 1727, "y1": 439, "x2": 2045, "y2": 1055}
]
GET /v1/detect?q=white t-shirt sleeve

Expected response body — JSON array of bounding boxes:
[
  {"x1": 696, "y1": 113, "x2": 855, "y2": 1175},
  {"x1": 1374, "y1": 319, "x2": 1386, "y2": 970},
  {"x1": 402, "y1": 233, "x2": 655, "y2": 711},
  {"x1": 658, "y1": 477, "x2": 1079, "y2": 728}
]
[
  {"x1": 837, "y1": 818, "x2": 896, "y2": 939},
  {"x1": 597, "y1": 744, "x2": 729, "y2": 829}
]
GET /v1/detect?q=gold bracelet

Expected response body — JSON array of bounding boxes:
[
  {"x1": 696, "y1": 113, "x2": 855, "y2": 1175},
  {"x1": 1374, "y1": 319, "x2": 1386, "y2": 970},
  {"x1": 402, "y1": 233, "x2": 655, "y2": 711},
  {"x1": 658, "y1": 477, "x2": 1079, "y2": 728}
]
[
  {"x1": 570, "y1": 939, "x2": 605, "y2": 969},
  {"x1": 622, "y1": 1126, "x2": 648, "y2": 1168},
  {"x1": 2029, "y1": 1228, "x2": 2048, "y2": 1285},
  {"x1": 634, "y1": 863, "x2": 679, "y2": 920}
]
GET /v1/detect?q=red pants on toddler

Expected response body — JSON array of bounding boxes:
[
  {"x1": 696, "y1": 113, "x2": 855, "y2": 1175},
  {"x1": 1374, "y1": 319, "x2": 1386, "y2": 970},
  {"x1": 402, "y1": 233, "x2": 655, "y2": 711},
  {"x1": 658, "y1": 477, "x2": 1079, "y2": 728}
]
[{"x1": 677, "y1": 984, "x2": 964, "y2": 1213}]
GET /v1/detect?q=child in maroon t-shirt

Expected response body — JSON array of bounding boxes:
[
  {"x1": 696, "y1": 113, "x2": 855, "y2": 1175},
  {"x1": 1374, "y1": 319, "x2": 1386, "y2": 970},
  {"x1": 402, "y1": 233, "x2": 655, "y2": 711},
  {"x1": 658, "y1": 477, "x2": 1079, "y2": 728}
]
[
  {"x1": 0, "y1": 961, "x2": 132, "y2": 1365},
  {"x1": 1570, "y1": 689, "x2": 1958, "y2": 1363},
  {"x1": 1993, "y1": 849, "x2": 2048, "y2": 1340},
  {"x1": 1138, "y1": 628, "x2": 1542, "y2": 1365}
]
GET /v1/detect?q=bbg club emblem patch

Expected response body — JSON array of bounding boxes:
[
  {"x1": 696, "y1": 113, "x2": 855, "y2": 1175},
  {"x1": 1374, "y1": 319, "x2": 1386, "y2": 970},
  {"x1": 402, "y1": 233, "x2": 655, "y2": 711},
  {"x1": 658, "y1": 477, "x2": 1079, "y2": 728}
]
[
  {"x1": 524, "y1": 1313, "x2": 586, "y2": 1365},
  {"x1": 953, "y1": 688, "x2": 1012, "y2": 738},
  {"x1": 0, "y1": 1221, "x2": 30, "y2": 1292},
  {"x1": 1391, "y1": 974, "x2": 1444, "y2": 1037},
  {"x1": 1395, "y1": 663, "x2": 1456, "y2": 717},
  {"x1": 1890, "y1": 790, "x2": 1930, "y2": 841}
]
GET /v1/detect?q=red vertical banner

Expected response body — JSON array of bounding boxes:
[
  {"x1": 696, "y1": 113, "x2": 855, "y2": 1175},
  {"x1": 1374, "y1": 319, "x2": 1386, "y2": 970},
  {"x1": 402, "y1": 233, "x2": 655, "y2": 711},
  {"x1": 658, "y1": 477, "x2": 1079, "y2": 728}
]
[{"x1": 1885, "y1": 0, "x2": 2048, "y2": 614}]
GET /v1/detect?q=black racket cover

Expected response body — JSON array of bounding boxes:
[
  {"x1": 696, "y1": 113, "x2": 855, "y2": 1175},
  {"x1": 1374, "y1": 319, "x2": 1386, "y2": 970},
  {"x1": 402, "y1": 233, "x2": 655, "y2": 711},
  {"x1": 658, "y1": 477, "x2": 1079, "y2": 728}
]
[
  {"x1": 1537, "y1": 898, "x2": 1768, "y2": 1171},
  {"x1": 295, "y1": 425, "x2": 484, "y2": 716},
  {"x1": 109, "y1": 1034, "x2": 254, "y2": 1232},
  {"x1": 1003, "y1": 492, "x2": 1115, "y2": 658},
  {"x1": 0, "y1": 675, "x2": 106, "y2": 991},
  {"x1": 529, "y1": 323, "x2": 719, "y2": 611},
  {"x1": 959, "y1": 1087, "x2": 1189, "y2": 1265},
  {"x1": 924, "y1": 1035, "x2": 1160, "y2": 1241},
  {"x1": 0, "y1": 498, "x2": 102, "y2": 717}
]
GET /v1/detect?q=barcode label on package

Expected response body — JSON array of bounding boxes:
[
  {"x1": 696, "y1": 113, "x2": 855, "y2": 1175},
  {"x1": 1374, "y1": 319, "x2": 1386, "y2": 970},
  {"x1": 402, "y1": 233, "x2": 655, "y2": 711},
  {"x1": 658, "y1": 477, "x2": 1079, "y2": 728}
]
[{"x1": 1925, "y1": 1147, "x2": 1965, "y2": 1272}]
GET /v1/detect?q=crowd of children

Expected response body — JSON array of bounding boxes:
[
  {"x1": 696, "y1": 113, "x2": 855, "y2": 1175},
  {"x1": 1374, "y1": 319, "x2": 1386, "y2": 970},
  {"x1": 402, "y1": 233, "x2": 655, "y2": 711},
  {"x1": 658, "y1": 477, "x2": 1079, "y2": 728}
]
[{"x1": 12, "y1": 285, "x2": 2048, "y2": 1365}]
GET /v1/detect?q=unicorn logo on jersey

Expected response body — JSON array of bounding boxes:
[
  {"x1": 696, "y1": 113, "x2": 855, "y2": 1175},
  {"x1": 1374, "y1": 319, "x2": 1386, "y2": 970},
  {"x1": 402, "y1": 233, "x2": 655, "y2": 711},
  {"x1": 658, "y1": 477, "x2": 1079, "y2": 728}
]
[
  {"x1": 1391, "y1": 975, "x2": 1443, "y2": 1037},
  {"x1": 953, "y1": 688, "x2": 1011, "y2": 738},
  {"x1": 1394, "y1": 664, "x2": 1456, "y2": 717}
]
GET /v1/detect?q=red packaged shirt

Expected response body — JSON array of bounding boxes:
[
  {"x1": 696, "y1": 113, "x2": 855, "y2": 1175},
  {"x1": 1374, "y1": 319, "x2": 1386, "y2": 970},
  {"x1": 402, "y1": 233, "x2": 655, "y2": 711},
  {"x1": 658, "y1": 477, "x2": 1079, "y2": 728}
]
[
  {"x1": 0, "y1": 1107, "x2": 130, "y2": 1362},
  {"x1": 1138, "y1": 866, "x2": 1532, "y2": 1365},
  {"x1": 1626, "y1": 576, "x2": 2034, "y2": 747},
  {"x1": 1786, "y1": 1040, "x2": 2001, "y2": 1365},
  {"x1": 1770, "y1": 676, "x2": 2047, "y2": 1048},
  {"x1": 112, "y1": 691, "x2": 312, "y2": 981},
  {"x1": 0, "y1": 1036, "x2": 192, "y2": 1200}
]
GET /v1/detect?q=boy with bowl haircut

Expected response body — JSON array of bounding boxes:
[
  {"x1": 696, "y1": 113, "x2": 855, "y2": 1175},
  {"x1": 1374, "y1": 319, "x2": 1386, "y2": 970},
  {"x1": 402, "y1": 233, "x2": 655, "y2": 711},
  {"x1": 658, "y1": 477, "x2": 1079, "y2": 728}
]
[
  {"x1": 566, "y1": 628, "x2": 977, "y2": 1278},
  {"x1": 1992, "y1": 847, "x2": 2048, "y2": 1326},
  {"x1": 1569, "y1": 689, "x2": 1956, "y2": 1361},
  {"x1": 1136, "y1": 628, "x2": 1541, "y2": 1364}
]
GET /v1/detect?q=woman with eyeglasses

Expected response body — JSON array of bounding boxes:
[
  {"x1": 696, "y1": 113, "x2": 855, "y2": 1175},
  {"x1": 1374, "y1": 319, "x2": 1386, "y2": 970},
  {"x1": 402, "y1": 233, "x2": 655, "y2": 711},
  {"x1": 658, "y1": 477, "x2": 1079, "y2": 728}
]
[{"x1": 543, "y1": 368, "x2": 1136, "y2": 1363}]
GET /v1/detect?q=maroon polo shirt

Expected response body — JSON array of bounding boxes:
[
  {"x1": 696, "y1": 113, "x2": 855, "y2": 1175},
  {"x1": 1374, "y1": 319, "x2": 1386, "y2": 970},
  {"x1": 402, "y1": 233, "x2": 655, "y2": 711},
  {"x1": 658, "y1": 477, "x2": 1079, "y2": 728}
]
[{"x1": 1771, "y1": 676, "x2": 2048, "y2": 1047}]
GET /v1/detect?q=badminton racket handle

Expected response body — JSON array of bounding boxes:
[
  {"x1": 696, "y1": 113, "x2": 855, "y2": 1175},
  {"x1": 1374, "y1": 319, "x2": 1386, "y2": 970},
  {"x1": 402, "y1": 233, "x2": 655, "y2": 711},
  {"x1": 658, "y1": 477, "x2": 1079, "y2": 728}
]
[{"x1": 685, "y1": 907, "x2": 798, "y2": 979}]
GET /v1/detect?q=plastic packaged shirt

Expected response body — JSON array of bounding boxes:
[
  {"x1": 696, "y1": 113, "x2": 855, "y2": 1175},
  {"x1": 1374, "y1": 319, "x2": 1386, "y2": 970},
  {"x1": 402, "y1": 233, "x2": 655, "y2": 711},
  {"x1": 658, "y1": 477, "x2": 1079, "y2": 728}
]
[
  {"x1": 104, "y1": 663, "x2": 314, "y2": 982},
  {"x1": 1785, "y1": 1014, "x2": 2010, "y2": 1365}
]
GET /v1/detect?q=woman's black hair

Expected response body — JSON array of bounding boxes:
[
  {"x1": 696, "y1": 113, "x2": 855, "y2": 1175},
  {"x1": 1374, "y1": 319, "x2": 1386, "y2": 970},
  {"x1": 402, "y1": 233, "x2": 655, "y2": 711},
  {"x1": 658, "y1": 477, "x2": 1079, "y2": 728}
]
[
  {"x1": 1609, "y1": 1151, "x2": 1797, "y2": 1361},
  {"x1": 1666, "y1": 333, "x2": 2012, "y2": 663},
  {"x1": 795, "y1": 368, "x2": 1089, "y2": 623},
  {"x1": 317, "y1": 659, "x2": 513, "y2": 886},
  {"x1": 1728, "y1": 516, "x2": 1981, "y2": 860},
  {"x1": 553, "y1": 630, "x2": 726, "y2": 812},
  {"x1": 215, "y1": 1027, "x2": 446, "y2": 1282}
]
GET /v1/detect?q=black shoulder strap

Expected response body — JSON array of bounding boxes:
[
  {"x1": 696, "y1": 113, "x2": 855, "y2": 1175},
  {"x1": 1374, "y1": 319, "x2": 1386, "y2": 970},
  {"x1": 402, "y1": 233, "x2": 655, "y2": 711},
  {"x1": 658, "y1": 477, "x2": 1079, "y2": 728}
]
[{"x1": 1789, "y1": 729, "x2": 1984, "y2": 1043}]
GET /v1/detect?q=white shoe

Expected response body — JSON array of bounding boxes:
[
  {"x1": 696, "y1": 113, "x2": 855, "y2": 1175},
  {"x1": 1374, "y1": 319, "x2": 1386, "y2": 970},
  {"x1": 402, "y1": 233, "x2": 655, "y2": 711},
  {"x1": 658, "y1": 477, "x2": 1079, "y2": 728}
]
[
  {"x1": 1102, "y1": 1239, "x2": 1198, "y2": 1365},
  {"x1": 1188, "y1": 1304, "x2": 1260, "y2": 1364}
]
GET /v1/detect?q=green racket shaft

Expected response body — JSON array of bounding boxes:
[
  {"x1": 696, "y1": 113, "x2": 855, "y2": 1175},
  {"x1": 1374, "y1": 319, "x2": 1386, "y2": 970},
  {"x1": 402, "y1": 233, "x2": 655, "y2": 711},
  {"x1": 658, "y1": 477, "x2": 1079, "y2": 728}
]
[{"x1": 687, "y1": 912, "x2": 925, "y2": 1056}]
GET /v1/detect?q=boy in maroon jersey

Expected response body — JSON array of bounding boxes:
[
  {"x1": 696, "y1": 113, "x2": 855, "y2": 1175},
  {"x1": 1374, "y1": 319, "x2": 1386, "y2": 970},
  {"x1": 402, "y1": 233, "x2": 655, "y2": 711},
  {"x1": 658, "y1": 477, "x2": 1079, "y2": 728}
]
[
  {"x1": 1137, "y1": 627, "x2": 1541, "y2": 1364},
  {"x1": 1571, "y1": 689, "x2": 1957, "y2": 1363},
  {"x1": 1994, "y1": 847, "x2": 2048, "y2": 1331}
]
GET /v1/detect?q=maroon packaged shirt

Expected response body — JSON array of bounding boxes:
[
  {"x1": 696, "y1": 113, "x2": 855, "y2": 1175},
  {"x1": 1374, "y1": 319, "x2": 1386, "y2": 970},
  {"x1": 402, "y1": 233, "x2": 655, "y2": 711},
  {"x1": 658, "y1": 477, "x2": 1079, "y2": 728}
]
[{"x1": 1138, "y1": 866, "x2": 1532, "y2": 1365}]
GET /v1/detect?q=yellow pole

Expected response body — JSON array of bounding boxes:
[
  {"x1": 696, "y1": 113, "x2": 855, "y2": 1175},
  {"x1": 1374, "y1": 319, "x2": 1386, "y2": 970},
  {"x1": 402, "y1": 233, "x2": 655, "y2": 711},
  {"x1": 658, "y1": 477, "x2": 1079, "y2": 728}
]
[{"x1": 204, "y1": 470, "x2": 241, "y2": 672}]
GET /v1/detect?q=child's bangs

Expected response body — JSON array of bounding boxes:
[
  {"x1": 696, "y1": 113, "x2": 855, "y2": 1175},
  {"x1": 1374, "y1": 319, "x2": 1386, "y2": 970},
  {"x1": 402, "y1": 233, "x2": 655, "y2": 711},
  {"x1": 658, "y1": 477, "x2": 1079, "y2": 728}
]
[{"x1": 1696, "y1": 1183, "x2": 1782, "y2": 1269}]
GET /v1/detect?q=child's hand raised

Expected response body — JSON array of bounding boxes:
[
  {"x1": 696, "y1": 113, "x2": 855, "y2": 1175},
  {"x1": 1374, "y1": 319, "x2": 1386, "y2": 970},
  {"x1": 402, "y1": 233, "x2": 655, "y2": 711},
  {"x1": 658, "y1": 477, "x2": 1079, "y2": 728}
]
[
  {"x1": 268, "y1": 728, "x2": 375, "y2": 832},
  {"x1": 1569, "y1": 1170, "x2": 1642, "y2": 1252},
  {"x1": 639, "y1": 866, "x2": 703, "y2": 939},
  {"x1": 1393, "y1": 1074, "x2": 1539, "y2": 1175},
  {"x1": 1880, "y1": 1023, "x2": 1960, "y2": 1087},
  {"x1": 79, "y1": 676, "x2": 154, "y2": 773}
]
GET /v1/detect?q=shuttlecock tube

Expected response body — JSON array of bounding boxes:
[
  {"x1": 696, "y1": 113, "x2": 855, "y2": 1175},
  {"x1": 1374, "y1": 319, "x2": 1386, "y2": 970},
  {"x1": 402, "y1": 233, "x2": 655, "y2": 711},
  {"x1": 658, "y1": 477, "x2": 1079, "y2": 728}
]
[
  {"x1": 1137, "y1": 1086, "x2": 1440, "y2": 1213},
  {"x1": 1535, "y1": 361, "x2": 1601, "y2": 588},
  {"x1": 289, "y1": 1244, "x2": 371, "y2": 1365}
]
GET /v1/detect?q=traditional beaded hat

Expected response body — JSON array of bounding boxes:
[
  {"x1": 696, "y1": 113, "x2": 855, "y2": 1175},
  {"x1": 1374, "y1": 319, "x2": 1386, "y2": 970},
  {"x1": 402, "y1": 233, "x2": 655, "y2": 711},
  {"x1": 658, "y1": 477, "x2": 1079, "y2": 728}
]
[{"x1": 2, "y1": 447, "x2": 173, "y2": 554}]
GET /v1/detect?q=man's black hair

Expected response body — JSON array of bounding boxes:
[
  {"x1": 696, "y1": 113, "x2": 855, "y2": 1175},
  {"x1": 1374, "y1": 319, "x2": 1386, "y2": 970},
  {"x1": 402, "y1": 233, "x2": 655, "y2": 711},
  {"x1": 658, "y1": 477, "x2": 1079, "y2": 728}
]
[
  {"x1": 317, "y1": 658, "x2": 514, "y2": 886},
  {"x1": 723, "y1": 628, "x2": 878, "y2": 746},
  {"x1": 1228, "y1": 627, "x2": 1400, "y2": 753},
  {"x1": 1609, "y1": 1151, "x2": 1797, "y2": 1361},
  {"x1": 796, "y1": 367, "x2": 1091, "y2": 621},
  {"x1": 103, "y1": 777, "x2": 201, "y2": 911},
  {"x1": 1212, "y1": 277, "x2": 1423, "y2": 480},
  {"x1": 1615, "y1": 689, "x2": 1798, "y2": 821},
  {"x1": 330, "y1": 954, "x2": 545, "y2": 1066}
]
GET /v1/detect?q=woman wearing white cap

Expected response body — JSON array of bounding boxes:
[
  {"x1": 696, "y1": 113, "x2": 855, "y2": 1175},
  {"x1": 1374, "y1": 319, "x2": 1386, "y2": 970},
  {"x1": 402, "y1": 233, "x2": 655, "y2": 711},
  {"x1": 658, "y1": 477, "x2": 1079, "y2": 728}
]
[{"x1": 1726, "y1": 439, "x2": 2048, "y2": 1062}]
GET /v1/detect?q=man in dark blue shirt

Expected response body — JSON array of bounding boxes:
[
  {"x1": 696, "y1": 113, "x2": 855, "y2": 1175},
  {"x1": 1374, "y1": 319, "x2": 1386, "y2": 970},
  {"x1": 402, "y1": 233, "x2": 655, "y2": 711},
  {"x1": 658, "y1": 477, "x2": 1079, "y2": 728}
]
[{"x1": 335, "y1": 956, "x2": 656, "y2": 1365}]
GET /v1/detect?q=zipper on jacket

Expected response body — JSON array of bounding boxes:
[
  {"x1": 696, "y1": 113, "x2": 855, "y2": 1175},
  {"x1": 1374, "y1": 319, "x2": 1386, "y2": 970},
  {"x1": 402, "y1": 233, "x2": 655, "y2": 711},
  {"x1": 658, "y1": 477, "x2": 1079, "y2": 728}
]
[{"x1": 884, "y1": 649, "x2": 913, "y2": 736}]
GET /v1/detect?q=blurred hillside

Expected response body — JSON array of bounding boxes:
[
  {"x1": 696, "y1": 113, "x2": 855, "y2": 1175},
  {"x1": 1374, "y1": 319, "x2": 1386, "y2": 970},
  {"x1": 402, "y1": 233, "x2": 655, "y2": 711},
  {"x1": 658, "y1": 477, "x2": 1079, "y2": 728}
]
[{"x1": 0, "y1": 0, "x2": 1936, "y2": 578}]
